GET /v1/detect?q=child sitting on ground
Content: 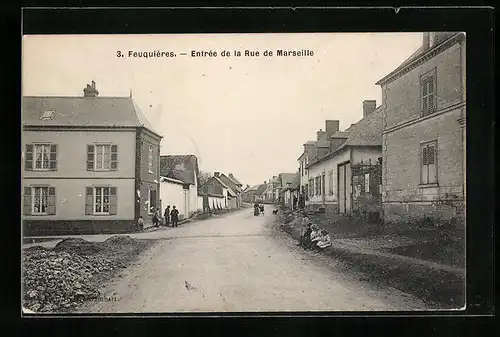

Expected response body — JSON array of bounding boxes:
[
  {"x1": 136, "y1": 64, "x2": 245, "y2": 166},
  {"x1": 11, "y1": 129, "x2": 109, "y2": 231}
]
[
  {"x1": 314, "y1": 230, "x2": 332, "y2": 250},
  {"x1": 137, "y1": 216, "x2": 144, "y2": 231},
  {"x1": 304, "y1": 224, "x2": 322, "y2": 250}
]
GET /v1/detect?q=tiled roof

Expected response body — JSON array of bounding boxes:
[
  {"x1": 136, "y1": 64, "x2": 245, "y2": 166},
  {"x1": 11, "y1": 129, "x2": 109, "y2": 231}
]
[
  {"x1": 160, "y1": 155, "x2": 199, "y2": 185},
  {"x1": 316, "y1": 140, "x2": 330, "y2": 148},
  {"x1": 22, "y1": 96, "x2": 161, "y2": 137},
  {"x1": 331, "y1": 131, "x2": 350, "y2": 138},
  {"x1": 213, "y1": 176, "x2": 237, "y2": 196},
  {"x1": 256, "y1": 184, "x2": 267, "y2": 195},
  {"x1": 337, "y1": 107, "x2": 383, "y2": 149},
  {"x1": 307, "y1": 108, "x2": 382, "y2": 168}
]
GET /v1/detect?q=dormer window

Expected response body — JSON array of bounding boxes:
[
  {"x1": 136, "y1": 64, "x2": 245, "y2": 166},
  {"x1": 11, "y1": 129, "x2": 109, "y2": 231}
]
[{"x1": 41, "y1": 110, "x2": 55, "y2": 120}]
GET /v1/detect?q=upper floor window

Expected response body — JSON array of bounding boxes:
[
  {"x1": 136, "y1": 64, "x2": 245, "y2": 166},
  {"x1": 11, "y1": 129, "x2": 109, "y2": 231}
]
[
  {"x1": 24, "y1": 143, "x2": 57, "y2": 171},
  {"x1": 148, "y1": 145, "x2": 153, "y2": 173},
  {"x1": 421, "y1": 69, "x2": 437, "y2": 116},
  {"x1": 87, "y1": 144, "x2": 118, "y2": 171},
  {"x1": 421, "y1": 140, "x2": 438, "y2": 185}
]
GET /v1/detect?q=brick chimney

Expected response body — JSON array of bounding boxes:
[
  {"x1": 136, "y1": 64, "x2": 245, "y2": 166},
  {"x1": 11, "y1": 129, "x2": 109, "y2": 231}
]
[
  {"x1": 214, "y1": 172, "x2": 220, "y2": 177},
  {"x1": 363, "y1": 100, "x2": 377, "y2": 118},
  {"x1": 325, "y1": 120, "x2": 340, "y2": 139},
  {"x1": 316, "y1": 129, "x2": 327, "y2": 141},
  {"x1": 83, "y1": 80, "x2": 99, "y2": 97}
]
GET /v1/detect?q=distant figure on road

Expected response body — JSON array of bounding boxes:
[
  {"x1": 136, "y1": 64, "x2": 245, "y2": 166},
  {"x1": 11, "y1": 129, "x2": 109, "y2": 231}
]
[
  {"x1": 164, "y1": 206, "x2": 171, "y2": 226},
  {"x1": 152, "y1": 208, "x2": 161, "y2": 228},
  {"x1": 293, "y1": 196, "x2": 298, "y2": 210},
  {"x1": 171, "y1": 206, "x2": 180, "y2": 227}
]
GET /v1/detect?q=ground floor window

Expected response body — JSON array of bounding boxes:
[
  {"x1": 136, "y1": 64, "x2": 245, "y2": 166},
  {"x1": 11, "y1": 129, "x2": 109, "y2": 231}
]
[
  {"x1": 421, "y1": 140, "x2": 438, "y2": 185},
  {"x1": 23, "y1": 186, "x2": 56, "y2": 215},
  {"x1": 85, "y1": 186, "x2": 117, "y2": 215}
]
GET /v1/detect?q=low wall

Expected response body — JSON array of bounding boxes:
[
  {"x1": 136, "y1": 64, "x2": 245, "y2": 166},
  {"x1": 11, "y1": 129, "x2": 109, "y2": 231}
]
[
  {"x1": 23, "y1": 220, "x2": 137, "y2": 237},
  {"x1": 383, "y1": 200, "x2": 465, "y2": 227}
]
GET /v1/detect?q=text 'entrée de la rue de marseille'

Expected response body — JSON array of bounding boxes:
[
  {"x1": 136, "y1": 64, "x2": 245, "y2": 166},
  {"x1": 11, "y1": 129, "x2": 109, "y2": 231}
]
[{"x1": 119, "y1": 49, "x2": 314, "y2": 58}]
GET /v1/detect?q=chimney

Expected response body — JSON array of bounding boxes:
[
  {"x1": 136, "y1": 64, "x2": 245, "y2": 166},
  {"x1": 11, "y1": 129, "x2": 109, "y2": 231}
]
[
  {"x1": 325, "y1": 120, "x2": 340, "y2": 139},
  {"x1": 264, "y1": 181, "x2": 267, "y2": 184},
  {"x1": 229, "y1": 173, "x2": 234, "y2": 178},
  {"x1": 316, "y1": 129, "x2": 327, "y2": 141},
  {"x1": 214, "y1": 172, "x2": 220, "y2": 177},
  {"x1": 363, "y1": 100, "x2": 377, "y2": 117},
  {"x1": 91, "y1": 80, "x2": 96, "y2": 89}
]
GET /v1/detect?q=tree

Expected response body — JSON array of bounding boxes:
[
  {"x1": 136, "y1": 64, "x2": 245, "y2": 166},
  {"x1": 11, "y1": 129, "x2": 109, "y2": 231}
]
[{"x1": 198, "y1": 171, "x2": 212, "y2": 186}]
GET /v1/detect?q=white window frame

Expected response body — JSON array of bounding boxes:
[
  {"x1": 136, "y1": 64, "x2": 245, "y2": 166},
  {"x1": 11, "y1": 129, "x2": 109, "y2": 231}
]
[
  {"x1": 93, "y1": 186, "x2": 111, "y2": 215},
  {"x1": 32, "y1": 186, "x2": 49, "y2": 215},
  {"x1": 148, "y1": 145, "x2": 153, "y2": 174},
  {"x1": 94, "y1": 144, "x2": 112, "y2": 171},
  {"x1": 420, "y1": 140, "x2": 438, "y2": 186},
  {"x1": 33, "y1": 143, "x2": 51, "y2": 171}
]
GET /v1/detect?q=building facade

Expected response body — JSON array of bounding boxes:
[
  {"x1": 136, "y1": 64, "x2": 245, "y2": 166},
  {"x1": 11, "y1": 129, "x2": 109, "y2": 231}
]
[
  {"x1": 22, "y1": 82, "x2": 162, "y2": 235},
  {"x1": 377, "y1": 32, "x2": 466, "y2": 226}
]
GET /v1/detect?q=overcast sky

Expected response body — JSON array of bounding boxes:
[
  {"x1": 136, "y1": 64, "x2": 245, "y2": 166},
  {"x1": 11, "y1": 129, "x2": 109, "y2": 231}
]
[{"x1": 23, "y1": 33, "x2": 422, "y2": 187}]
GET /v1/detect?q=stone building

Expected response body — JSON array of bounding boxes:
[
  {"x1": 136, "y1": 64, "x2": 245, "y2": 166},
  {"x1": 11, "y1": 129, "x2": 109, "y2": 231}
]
[{"x1": 376, "y1": 32, "x2": 466, "y2": 226}]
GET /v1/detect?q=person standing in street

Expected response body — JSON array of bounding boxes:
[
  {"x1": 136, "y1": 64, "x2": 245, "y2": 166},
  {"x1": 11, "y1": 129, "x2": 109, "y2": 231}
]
[
  {"x1": 152, "y1": 208, "x2": 160, "y2": 228},
  {"x1": 164, "y1": 205, "x2": 171, "y2": 227},
  {"x1": 171, "y1": 206, "x2": 179, "y2": 227}
]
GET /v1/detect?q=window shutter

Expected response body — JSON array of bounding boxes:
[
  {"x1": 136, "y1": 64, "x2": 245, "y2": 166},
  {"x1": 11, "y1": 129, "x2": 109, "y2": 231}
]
[
  {"x1": 25, "y1": 144, "x2": 33, "y2": 171},
  {"x1": 47, "y1": 187, "x2": 56, "y2": 215},
  {"x1": 422, "y1": 146, "x2": 428, "y2": 166},
  {"x1": 23, "y1": 187, "x2": 32, "y2": 215},
  {"x1": 111, "y1": 145, "x2": 118, "y2": 170},
  {"x1": 428, "y1": 77, "x2": 436, "y2": 113},
  {"x1": 85, "y1": 187, "x2": 93, "y2": 215},
  {"x1": 49, "y1": 145, "x2": 57, "y2": 171},
  {"x1": 109, "y1": 187, "x2": 118, "y2": 215},
  {"x1": 86, "y1": 145, "x2": 94, "y2": 171},
  {"x1": 427, "y1": 145, "x2": 435, "y2": 165}
]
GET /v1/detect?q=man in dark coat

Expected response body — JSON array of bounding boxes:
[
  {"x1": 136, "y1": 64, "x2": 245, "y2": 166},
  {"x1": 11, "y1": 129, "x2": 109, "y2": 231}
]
[
  {"x1": 171, "y1": 206, "x2": 180, "y2": 227},
  {"x1": 164, "y1": 206, "x2": 171, "y2": 227}
]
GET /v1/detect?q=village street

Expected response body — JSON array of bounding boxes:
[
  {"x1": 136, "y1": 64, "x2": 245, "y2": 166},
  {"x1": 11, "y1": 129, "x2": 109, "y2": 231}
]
[{"x1": 76, "y1": 207, "x2": 429, "y2": 313}]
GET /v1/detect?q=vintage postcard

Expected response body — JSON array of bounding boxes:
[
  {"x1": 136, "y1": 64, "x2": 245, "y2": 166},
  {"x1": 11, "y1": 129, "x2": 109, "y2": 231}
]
[{"x1": 21, "y1": 32, "x2": 466, "y2": 314}]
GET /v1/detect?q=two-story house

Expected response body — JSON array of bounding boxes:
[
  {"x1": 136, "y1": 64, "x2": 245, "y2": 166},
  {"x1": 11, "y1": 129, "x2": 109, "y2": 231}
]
[
  {"x1": 376, "y1": 32, "x2": 466, "y2": 226},
  {"x1": 305, "y1": 101, "x2": 382, "y2": 216},
  {"x1": 22, "y1": 81, "x2": 162, "y2": 236}
]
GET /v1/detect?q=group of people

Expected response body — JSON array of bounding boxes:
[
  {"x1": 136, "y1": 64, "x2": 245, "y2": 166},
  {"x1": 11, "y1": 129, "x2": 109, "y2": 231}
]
[
  {"x1": 136, "y1": 205, "x2": 180, "y2": 231},
  {"x1": 297, "y1": 216, "x2": 332, "y2": 250}
]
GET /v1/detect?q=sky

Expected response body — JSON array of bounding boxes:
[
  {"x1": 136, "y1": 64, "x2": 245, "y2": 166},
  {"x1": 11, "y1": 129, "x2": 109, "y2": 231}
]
[{"x1": 22, "y1": 33, "x2": 422, "y2": 187}]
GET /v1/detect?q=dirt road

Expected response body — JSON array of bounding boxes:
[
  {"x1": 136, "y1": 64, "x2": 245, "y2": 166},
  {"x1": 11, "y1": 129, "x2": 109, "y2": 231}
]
[{"x1": 79, "y1": 208, "x2": 429, "y2": 312}]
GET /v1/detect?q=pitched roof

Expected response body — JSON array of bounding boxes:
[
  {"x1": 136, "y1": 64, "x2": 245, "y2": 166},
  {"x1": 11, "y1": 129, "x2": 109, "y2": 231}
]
[
  {"x1": 256, "y1": 184, "x2": 267, "y2": 195},
  {"x1": 316, "y1": 140, "x2": 330, "y2": 148},
  {"x1": 227, "y1": 173, "x2": 242, "y2": 186},
  {"x1": 22, "y1": 96, "x2": 161, "y2": 137},
  {"x1": 307, "y1": 108, "x2": 382, "y2": 168},
  {"x1": 219, "y1": 174, "x2": 243, "y2": 194},
  {"x1": 160, "y1": 155, "x2": 199, "y2": 185},
  {"x1": 337, "y1": 107, "x2": 383, "y2": 149},
  {"x1": 280, "y1": 173, "x2": 298, "y2": 188},
  {"x1": 331, "y1": 131, "x2": 351, "y2": 138},
  {"x1": 213, "y1": 176, "x2": 237, "y2": 196}
]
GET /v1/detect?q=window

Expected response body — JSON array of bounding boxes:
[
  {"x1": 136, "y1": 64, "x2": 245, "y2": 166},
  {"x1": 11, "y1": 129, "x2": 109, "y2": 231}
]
[
  {"x1": 421, "y1": 141, "x2": 438, "y2": 185},
  {"x1": 148, "y1": 145, "x2": 153, "y2": 173},
  {"x1": 305, "y1": 184, "x2": 309, "y2": 201},
  {"x1": 329, "y1": 170, "x2": 334, "y2": 196},
  {"x1": 25, "y1": 144, "x2": 57, "y2": 171},
  {"x1": 315, "y1": 176, "x2": 321, "y2": 196},
  {"x1": 322, "y1": 174, "x2": 326, "y2": 196},
  {"x1": 85, "y1": 186, "x2": 117, "y2": 215},
  {"x1": 87, "y1": 144, "x2": 118, "y2": 171},
  {"x1": 421, "y1": 70, "x2": 437, "y2": 116},
  {"x1": 23, "y1": 186, "x2": 56, "y2": 215},
  {"x1": 148, "y1": 188, "x2": 157, "y2": 213}
]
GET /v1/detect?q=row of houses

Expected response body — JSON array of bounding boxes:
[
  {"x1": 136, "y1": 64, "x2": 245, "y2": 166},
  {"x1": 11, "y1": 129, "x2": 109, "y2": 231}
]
[
  {"x1": 241, "y1": 173, "x2": 300, "y2": 208},
  {"x1": 263, "y1": 32, "x2": 466, "y2": 227},
  {"x1": 22, "y1": 81, "x2": 244, "y2": 236}
]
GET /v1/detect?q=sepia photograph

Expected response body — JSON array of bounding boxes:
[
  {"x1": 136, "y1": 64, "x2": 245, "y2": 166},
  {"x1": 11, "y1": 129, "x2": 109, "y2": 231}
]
[{"x1": 21, "y1": 31, "x2": 466, "y2": 314}]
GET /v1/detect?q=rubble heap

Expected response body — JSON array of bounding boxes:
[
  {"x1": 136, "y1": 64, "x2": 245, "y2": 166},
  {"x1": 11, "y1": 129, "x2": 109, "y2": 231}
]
[{"x1": 22, "y1": 236, "x2": 152, "y2": 313}]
